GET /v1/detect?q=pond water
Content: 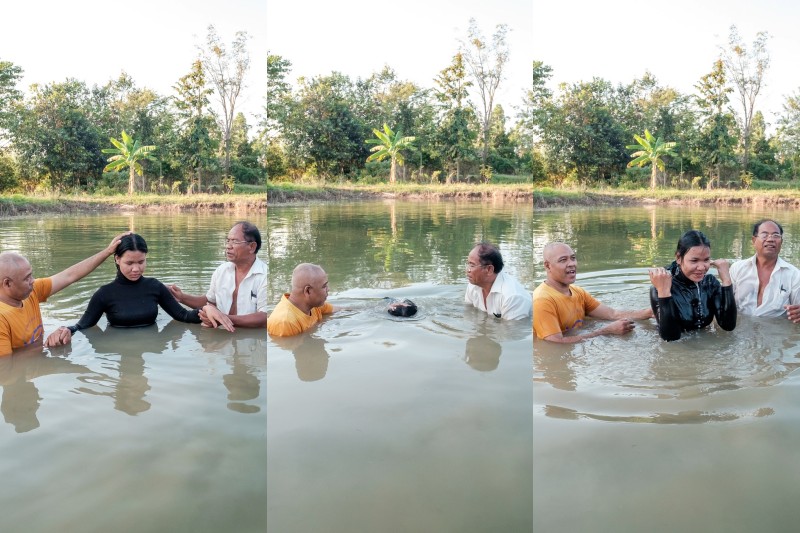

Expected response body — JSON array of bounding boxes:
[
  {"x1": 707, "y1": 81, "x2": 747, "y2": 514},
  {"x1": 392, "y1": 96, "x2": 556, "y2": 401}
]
[
  {"x1": 0, "y1": 213, "x2": 266, "y2": 533},
  {"x1": 266, "y1": 201, "x2": 533, "y2": 532},
  {"x1": 533, "y1": 206, "x2": 800, "y2": 532}
]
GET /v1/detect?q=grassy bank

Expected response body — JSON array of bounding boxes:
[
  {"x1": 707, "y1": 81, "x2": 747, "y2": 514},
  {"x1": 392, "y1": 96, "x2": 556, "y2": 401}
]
[
  {"x1": 0, "y1": 192, "x2": 267, "y2": 217},
  {"x1": 267, "y1": 182, "x2": 533, "y2": 203},
  {"x1": 534, "y1": 187, "x2": 800, "y2": 208}
]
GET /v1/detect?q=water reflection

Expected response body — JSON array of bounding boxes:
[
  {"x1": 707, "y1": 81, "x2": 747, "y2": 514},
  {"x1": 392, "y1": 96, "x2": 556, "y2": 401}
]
[
  {"x1": 533, "y1": 206, "x2": 800, "y2": 533},
  {"x1": 268, "y1": 202, "x2": 532, "y2": 532},
  {"x1": 271, "y1": 334, "x2": 329, "y2": 381},
  {"x1": 195, "y1": 332, "x2": 265, "y2": 414},
  {"x1": 0, "y1": 346, "x2": 94, "y2": 433}
]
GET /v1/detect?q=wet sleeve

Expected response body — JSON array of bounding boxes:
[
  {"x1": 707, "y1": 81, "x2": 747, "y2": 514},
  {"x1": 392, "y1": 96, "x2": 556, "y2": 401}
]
[
  {"x1": 157, "y1": 282, "x2": 201, "y2": 324},
  {"x1": 650, "y1": 285, "x2": 682, "y2": 341},
  {"x1": 256, "y1": 276, "x2": 268, "y2": 313},
  {"x1": 501, "y1": 293, "x2": 533, "y2": 321},
  {"x1": 714, "y1": 284, "x2": 737, "y2": 331},
  {"x1": 0, "y1": 322, "x2": 11, "y2": 356},
  {"x1": 68, "y1": 288, "x2": 108, "y2": 334}
]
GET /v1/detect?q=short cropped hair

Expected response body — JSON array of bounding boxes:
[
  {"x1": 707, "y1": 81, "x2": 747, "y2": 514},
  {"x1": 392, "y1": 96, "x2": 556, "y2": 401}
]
[
  {"x1": 752, "y1": 219, "x2": 783, "y2": 237},
  {"x1": 236, "y1": 221, "x2": 262, "y2": 253},
  {"x1": 475, "y1": 242, "x2": 504, "y2": 274}
]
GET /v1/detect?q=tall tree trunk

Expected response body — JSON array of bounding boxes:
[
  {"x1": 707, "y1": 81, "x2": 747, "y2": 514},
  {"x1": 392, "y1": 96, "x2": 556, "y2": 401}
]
[
  {"x1": 390, "y1": 157, "x2": 397, "y2": 184},
  {"x1": 650, "y1": 163, "x2": 657, "y2": 190},
  {"x1": 129, "y1": 166, "x2": 135, "y2": 195}
]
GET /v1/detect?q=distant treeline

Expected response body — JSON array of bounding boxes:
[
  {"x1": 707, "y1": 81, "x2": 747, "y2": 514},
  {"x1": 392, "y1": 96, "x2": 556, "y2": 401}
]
[
  {"x1": 531, "y1": 27, "x2": 800, "y2": 189},
  {"x1": 265, "y1": 21, "x2": 533, "y2": 184},
  {"x1": 0, "y1": 26, "x2": 265, "y2": 195}
]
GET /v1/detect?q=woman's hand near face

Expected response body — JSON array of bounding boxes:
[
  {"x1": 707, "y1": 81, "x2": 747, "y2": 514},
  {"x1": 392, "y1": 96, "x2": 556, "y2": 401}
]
[
  {"x1": 711, "y1": 259, "x2": 732, "y2": 286},
  {"x1": 649, "y1": 267, "x2": 672, "y2": 298}
]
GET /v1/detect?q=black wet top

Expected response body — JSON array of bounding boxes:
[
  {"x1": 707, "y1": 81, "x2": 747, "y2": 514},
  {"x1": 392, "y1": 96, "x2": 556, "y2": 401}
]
[
  {"x1": 649, "y1": 260, "x2": 737, "y2": 341},
  {"x1": 67, "y1": 272, "x2": 201, "y2": 333}
]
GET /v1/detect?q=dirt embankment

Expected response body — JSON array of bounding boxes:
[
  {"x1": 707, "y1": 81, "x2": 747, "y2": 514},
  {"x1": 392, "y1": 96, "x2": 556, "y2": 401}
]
[
  {"x1": 0, "y1": 197, "x2": 267, "y2": 217},
  {"x1": 267, "y1": 186, "x2": 533, "y2": 204},
  {"x1": 534, "y1": 191, "x2": 800, "y2": 208}
]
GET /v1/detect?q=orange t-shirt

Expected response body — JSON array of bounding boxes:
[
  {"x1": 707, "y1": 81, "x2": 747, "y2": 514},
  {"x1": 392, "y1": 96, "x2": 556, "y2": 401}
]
[
  {"x1": 267, "y1": 293, "x2": 334, "y2": 337},
  {"x1": 533, "y1": 282, "x2": 600, "y2": 339},
  {"x1": 0, "y1": 278, "x2": 53, "y2": 356}
]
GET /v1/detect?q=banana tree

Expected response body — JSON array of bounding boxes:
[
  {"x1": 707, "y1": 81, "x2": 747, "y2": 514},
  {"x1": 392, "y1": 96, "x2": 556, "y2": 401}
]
[
  {"x1": 102, "y1": 131, "x2": 157, "y2": 195},
  {"x1": 627, "y1": 129, "x2": 677, "y2": 189},
  {"x1": 366, "y1": 123, "x2": 415, "y2": 184}
]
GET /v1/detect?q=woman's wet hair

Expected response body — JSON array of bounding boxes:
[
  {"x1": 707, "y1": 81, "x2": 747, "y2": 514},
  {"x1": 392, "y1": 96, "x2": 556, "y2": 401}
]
[
  {"x1": 115, "y1": 233, "x2": 148, "y2": 258},
  {"x1": 475, "y1": 242, "x2": 504, "y2": 273},
  {"x1": 236, "y1": 221, "x2": 262, "y2": 253},
  {"x1": 675, "y1": 230, "x2": 711, "y2": 259},
  {"x1": 387, "y1": 298, "x2": 418, "y2": 317}
]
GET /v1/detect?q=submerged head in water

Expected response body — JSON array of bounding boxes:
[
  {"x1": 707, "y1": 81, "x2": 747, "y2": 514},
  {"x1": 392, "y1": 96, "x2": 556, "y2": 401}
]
[{"x1": 387, "y1": 298, "x2": 418, "y2": 317}]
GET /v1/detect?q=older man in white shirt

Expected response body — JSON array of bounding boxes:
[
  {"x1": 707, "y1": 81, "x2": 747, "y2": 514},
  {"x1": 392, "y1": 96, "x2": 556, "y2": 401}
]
[
  {"x1": 730, "y1": 219, "x2": 800, "y2": 322},
  {"x1": 464, "y1": 242, "x2": 532, "y2": 320},
  {"x1": 169, "y1": 221, "x2": 267, "y2": 331}
]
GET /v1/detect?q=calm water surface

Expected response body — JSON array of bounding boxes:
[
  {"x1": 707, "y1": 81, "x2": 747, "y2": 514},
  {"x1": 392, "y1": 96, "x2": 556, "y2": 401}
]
[
  {"x1": 267, "y1": 201, "x2": 532, "y2": 532},
  {"x1": 534, "y1": 206, "x2": 800, "y2": 532},
  {"x1": 0, "y1": 213, "x2": 266, "y2": 533}
]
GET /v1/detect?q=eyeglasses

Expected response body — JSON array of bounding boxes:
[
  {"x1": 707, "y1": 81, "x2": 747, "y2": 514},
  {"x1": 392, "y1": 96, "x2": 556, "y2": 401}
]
[
  {"x1": 757, "y1": 232, "x2": 782, "y2": 241},
  {"x1": 465, "y1": 262, "x2": 489, "y2": 271},
  {"x1": 225, "y1": 238, "x2": 253, "y2": 246}
]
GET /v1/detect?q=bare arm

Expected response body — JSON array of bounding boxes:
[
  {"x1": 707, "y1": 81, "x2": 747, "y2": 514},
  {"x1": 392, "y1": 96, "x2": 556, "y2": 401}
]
[
  {"x1": 588, "y1": 303, "x2": 653, "y2": 321},
  {"x1": 543, "y1": 319, "x2": 636, "y2": 344},
  {"x1": 49, "y1": 232, "x2": 129, "y2": 295},
  {"x1": 200, "y1": 305, "x2": 267, "y2": 331},
  {"x1": 168, "y1": 284, "x2": 209, "y2": 308}
]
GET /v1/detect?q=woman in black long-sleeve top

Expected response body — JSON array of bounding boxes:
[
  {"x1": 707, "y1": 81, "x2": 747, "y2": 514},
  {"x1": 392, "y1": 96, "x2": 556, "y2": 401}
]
[
  {"x1": 649, "y1": 230, "x2": 737, "y2": 341},
  {"x1": 44, "y1": 234, "x2": 201, "y2": 347}
]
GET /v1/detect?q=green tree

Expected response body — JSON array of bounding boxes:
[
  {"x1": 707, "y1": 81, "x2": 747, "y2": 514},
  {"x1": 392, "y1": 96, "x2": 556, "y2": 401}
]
[
  {"x1": 435, "y1": 53, "x2": 476, "y2": 182},
  {"x1": 776, "y1": 90, "x2": 800, "y2": 180},
  {"x1": 461, "y1": 19, "x2": 510, "y2": 170},
  {"x1": 0, "y1": 60, "x2": 23, "y2": 149},
  {"x1": 200, "y1": 25, "x2": 250, "y2": 183},
  {"x1": 174, "y1": 59, "x2": 216, "y2": 191},
  {"x1": 102, "y1": 130, "x2": 157, "y2": 195},
  {"x1": 722, "y1": 25, "x2": 770, "y2": 174},
  {"x1": 366, "y1": 123, "x2": 415, "y2": 184},
  {"x1": 749, "y1": 111, "x2": 778, "y2": 180},
  {"x1": 542, "y1": 78, "x2": 628, "y2": 183},
  {"x1": 694, "y1": 59, "x2": 737, "y2": 188},
  {"x1": 282, "y1": 72, "x2": 366, "y2": 178},
  {"x1": 230, "y1": 112, "x2": 264, "y2": 185},
  {"x1": 14, "y1": 80, "x2": 105, "y2": 191},
  {"x1": 266, "y1": 54, "x2": 292, "y2": 139},
  {"x1": 627, "y1": 129, "x2": 678, "y2": 189}
]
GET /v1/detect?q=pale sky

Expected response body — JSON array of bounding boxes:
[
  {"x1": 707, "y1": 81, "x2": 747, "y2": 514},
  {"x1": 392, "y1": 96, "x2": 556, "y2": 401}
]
[
  {"x1": 534, "y1": 0, "x2": 800, "y2": 130},
  {"x1": 1, "y1": 0, "x2": 267, "y2": 127},
  {"x1": 266, "y1": 0, "x2": 533, "y2": 120}
]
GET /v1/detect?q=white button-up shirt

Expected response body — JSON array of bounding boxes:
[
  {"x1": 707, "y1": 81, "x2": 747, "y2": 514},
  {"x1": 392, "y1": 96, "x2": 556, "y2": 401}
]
[
  {"x1": 206, "y1": 258, "x2": 267, "y2": 315},
  {"x1": 464, "y1": 270, "x2": 532, "y2": 320},
  {"x1": 730, "y1": 255, "x2": 800, "y2": 317}
]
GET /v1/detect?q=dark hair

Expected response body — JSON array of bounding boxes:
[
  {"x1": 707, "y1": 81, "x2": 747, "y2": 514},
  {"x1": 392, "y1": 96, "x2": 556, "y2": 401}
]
[
  {"x1": 236, "y1": 221, "x2": 262, "y2": 254},
  {"x1": 474, "y1": 242, "x2": 504, "y2": 273},
  {"x1": 752, "y1": 219, "x2": 783, "y2": 237},
  {"x1": 115, "y1": 234, "x2": 148, "y2": 257},
  {"x1": 388, "y1": 299, "x2": 418, "y2": 317},
  {"x1": 675, "y1": 230, "x2": 711, "y2": 259}
]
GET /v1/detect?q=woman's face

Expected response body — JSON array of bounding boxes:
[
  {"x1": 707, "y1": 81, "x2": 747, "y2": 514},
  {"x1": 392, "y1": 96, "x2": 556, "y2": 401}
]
[
  {"x1": 676, "y1": 245, "x2": 710, "y2": 282},
  {"x1": 116, "y1": 250, "x2": 147, "y2": 281}
]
